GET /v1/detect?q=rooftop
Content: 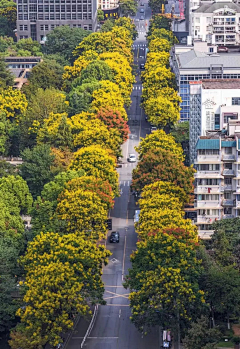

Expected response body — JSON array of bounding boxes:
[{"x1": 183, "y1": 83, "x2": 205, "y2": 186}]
[
  {"x1": 201, "y1": 79, "x2": 240, "y2": 89},
  {"x1": 177, "y1": 49, "x2": 240, "y2": 69},
  {"x1": 194, "y1": 1, "x2": 240, "y2": 13}
]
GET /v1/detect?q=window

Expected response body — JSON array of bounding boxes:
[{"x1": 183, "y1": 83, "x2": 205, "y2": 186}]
[
  {"x1": 50, "y1": 4, "x2": 54, "y2": 11},
  {"x1": 18, "y1": 5, "x2": 23, "y2": 11},
  {"x1": 209, "y1": 47, "x2": 213, "y2": 53},
  {"x1": 72, "y1": 13, "x2": 76, "y2": 19},
  {"x1": 224, "y1": 208, "x2": 232, "y2": 214},
  {"x1": 67, "y1": 13, "x2": 71, "y2": 19},
  {"x1": 225, "y1": 147, "x2": 232, "y2": 154},
  {"x1": 61, "y1": 13, "x2": 65, "y2": 19},
  {"x1": 198, "y1": 194, "x2": 219, "y2": 200},
  {"x1": 38, "y1": 4, "x2": 43, "y2": 11},
  {"x1": 198, "y1": 164, "x2": 220, "y2": 171},
  {"x1": 224, "y1": 163, "x2": 232, "y2": 169},
  {"x1": 224, "y1": 178, "x2": 232, "y2": 185},
  {"x1": 89, "y1": 24, "x2": 92, "y2": 30},
  {"x1": 224, "y1": 192, "x2": 231, "y2": 199},
  {"x1": 215, "y1": 114, "x2": 220, "y2": 130},
  {"x1": 40, "y1": 24, "x2": 44, "y2": 30},
  {"x1": 45, "y1": 25, "x2": 49, "y2": 30},
  {"x1": 55, "y1": 5, "x2": 60, "y2": 11},
  {"x1": 50, "y1": 13, "x2": 54, "y2": 19},
  {"x1": 19, "y1": 25, "x2": 23, "y2": 31},
  {"x1": 224, "y1": 113, "x2": 238, "y2": 123},
  {"x1": 198, "y1": 179, "x2": 218, "y2": 185},
  {"x1": 51, "y1": 24, "x2": 55, "y2": 30},
  {"x1": 38, "y1": 13, "x2": 43, "y2": 19},
  {"x1": 232, "y1": 97, "x2": 240, "y2": 105},
  {"x1": 18, "y1": 14, "x2": 23, "y2": 19}
]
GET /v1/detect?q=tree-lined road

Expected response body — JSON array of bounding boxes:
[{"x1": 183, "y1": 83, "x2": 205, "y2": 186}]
[{"x1": 65, "y1": 2, "x2": 159, "y2": 349}]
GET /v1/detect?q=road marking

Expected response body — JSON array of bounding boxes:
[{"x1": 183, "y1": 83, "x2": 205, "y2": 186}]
[
  {"x1": 139, "y1": 107, "x2": 142, "y2": 139},
  {"x1": 123, "y1": 181, "x2": 126, "y2": 186},
  {"x1": 128, "y1": 180, "x2": 130, "y2": 186},
  {"x1": 72, "y1": 337, "x2": 119, "y2": 339},
  {"x1": 110, "y1": 258, "x2": 118, "y2": 263},
  {"x1": 105, "y1": 285, "x2": 125, "y2": 287},
  {"x1": 106, "y1": 304, "x2": 129, "y2": 307},
  {"x1": 119, "y1": 309, "x2": 121, "y2": 318},
  {"x1": 120, "y1": 188, "x2": 123, "y2": 195},
  {"x1": 104, "y1": 294, "x2": 129, "y2": 300},
  {"x1": 122, "y1": 235, "x2": 127, "y2": 281},
  {"x1": 105, "y1": 290, "x2": 129, "y2": 299}
]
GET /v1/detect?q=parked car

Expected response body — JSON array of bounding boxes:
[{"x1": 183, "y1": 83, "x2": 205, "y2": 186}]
[
  {"x1": 140, "y1": 15, "x2": 144, "y2": 20},
  {"x1": 140, "y1": 63, "x2": 145, "y2": 69},
  {"x1": 217, "y1": 46, "x2": 228, "y2": 53},
  {"x1": 110, "y1": 231, "x2": 120, "y2": 243},
  {"x1": 128, "y1": 154, "x2": 137, "y2": 162},
  {"x1": 151, "y1": 126, "x2": 157, "y2": 133},
  {"x1": 140, "y1": 8, "x2": 144, "y2": 12},
  {"x1": 141, "y1": 2, "x2": 144, "y2": 5}
]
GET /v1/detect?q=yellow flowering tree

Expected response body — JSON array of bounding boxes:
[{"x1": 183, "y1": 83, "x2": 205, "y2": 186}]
[
  {"x1": 69, "y1": 113, "x2": 122, "y2": 157},
  {"x1": 9, "y1": 232, "x2": 111, "y2": 348},
  {"x1": 124, "y1": 230, "x2": 203, "y2": 332},
  {"x1": 142, "y1": 66, "x2": 175, "y2": 90},
  {"x1": 135, "y1": 130, "x2": 184, "y2": 162},
  {"x1": 0, "y1": 87, "x2": 27, "y2": 122},
  {"x1": 57, "y1": 188, "x2": 108, "y2": 240},
  {"x1": 148, "y1": 38, "x2": 171, "y2": 53},
  {"x1": 69, "y1": 145, "x2": 119, "y2": 196}
]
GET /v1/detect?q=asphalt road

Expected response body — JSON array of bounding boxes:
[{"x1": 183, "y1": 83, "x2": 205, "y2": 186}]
[{"x1": 65, "y1": 3, "x2": 159, "y2": 349}]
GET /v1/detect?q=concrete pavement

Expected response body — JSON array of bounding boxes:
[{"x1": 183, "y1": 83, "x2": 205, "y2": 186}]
[{"x1": 65, "y1": 3, "x2": 159, "y2": 348}]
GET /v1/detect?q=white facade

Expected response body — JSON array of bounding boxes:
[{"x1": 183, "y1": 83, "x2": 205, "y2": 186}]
[
  {"x1": 189, "y1": 79, "x2": 240, "y2": 164},
  {"x1": 190, "y1": 1, "x2": 240, "y2": 45},
  {"x1": 195, "y1": 125, "x2": 240, "y2": 239},
  {"x1": 98, "y1": 0, "x2": 118, "y2": 9}
]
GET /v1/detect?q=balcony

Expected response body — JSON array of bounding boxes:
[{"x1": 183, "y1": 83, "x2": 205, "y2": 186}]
[
  {"x1": 198, "y1": 230, "x2": 214, "y2": 239},
  {"x1": 223, "y1": 169, "x2": 235, "y2": 176},
  {"x1": 223, "y1": 185, "x2": 233, "y2": 191},
  {"x1": 194, "y1": 186, "x2": 222, "y2": 194},
  {"x1": 222, "y1": 154, "x2": 235, "y2": 161},
  {"x1": 196, "y1": 201, "x2": 221, "y2": 208},
  {"x1": 213, "y1": 22, "x2": 225, "y2": 25},
  {"x1": 223, "y1": 214, "x2": 235, "y2": 219},
  {"x1": 236, "y1": 200, "x2": 240, "y2": 207},
  {"x1": 222, "y1": 199, "x2": 235, "y2": 206},
  {"x1": 194, "y1": 171, "x2": 222, "y2": 179},
  {"x1": 196, "y1": 215, "x2": 219, "y2": 224}
]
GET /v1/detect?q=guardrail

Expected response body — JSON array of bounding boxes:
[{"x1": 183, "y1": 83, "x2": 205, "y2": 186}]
[{"x1": 81, "y1": 305, "x2": 98, "y2": 348}]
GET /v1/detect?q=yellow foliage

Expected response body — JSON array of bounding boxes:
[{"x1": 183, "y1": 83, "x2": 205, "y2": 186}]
[{"x1": 0, "y1": 87, "x2": 27, "y2": 121}]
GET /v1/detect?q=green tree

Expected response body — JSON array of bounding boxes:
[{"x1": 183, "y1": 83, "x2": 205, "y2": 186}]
[
  {"x1": 0, "y1": 5, "x2": 16, "y2": 37},
  {"x1": 23, "y1": 59, "x2": 64, "y2": 93},
  {"x1": 148, "y1": 15, "x2": 171, "y2": 34},
  {"x1": 0, "y1": 58, "x2": 14, "y2": 88},
  {"x1": 119, "y1": 0, "x2": 137, "y2": 16},
  {"x1": 77, "y1": 60, "x2": 114, "y2": 85},
  {"x1": 97, "y1": 9, "x2": 104, "y2": 22},
  {"x1": 16, "y1": 38, "x2": 42, "y2": 56},
  {"x1": 10, "y1": 232, "x2": 111, "y2": 348},
  {"x1": 0, "y1": 175, "x2": 32, "y2": 214},
  {"x1": 148, "y1": 28, "x2": 178, "y2": 45},
  {"x1": 45, "y1": 25, "x2": 90, "y2": 63},
  {"x1": 183, "y1": 316, "x2": 221, "y2": 349},
  {"x1": 170, "y1": 121, "x2": 189, "y2": 144},
  {"x1": 0, "y1": 160, "x2": 16, "y2": 177},
  {"x1": 20, "y1": 144, "x2": 57, "y2": 198}
]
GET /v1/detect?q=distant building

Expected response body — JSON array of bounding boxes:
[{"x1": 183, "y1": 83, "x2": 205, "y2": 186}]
[
  {"x1": 189, "y1": 79, "x2": 240, "y2": 164},
  {"x1": 194, "y1": 121, "x2": 240, "y2": 239},
  {"x1": 189, "y1": 0, "x2": 240, "y2": 46},
  {"x1": 16, "y1": 0, "x2": 97, "y2": 42},
  {"x1": 171, "y1": 41, "x2": 240, "y2": 121},
  {"x1": 98, "y1": 0, "x2": 118, "y2": 10},
  {"x1": 5, "y1": 56, "x2": 42, "y2": 89}
]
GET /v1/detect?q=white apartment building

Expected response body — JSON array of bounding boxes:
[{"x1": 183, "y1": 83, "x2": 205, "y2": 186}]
[
  {"x1": 189, "y1": 79, "x2": 240, "y2": 164},
  {"x1": 98, "y1": 0, "x2": 118, "y2": 9},
  {"x1": 195, "y1": 122, "x2": 240, "y2": 239},
  {"x1": 190, "y1": 0, "x2": 240, "y2": 45}
]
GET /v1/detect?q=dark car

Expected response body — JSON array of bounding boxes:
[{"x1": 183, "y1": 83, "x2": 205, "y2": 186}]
[
  {"x1": 141, "y1": 2, "x2": 144, "y2": 5},
  {"x1": 140, "y1": 63, "x2": 145, "y2": 69},
  {"x1": 110, "y1": 231, "x2": 120, "y2": 243}
]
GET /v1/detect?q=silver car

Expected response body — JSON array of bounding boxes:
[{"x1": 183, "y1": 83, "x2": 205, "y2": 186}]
[{"x1": 128, "y1": 154, "x2": 137, "y2": 162}]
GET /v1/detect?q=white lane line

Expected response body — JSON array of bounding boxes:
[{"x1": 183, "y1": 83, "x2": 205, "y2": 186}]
[
  {"x1": 73, "y1": 337, "x2": 119, "y2": 339},
  {"x1": 128, "y1": 180, "x2": 130, "y2": 186},
  {"x1": 106, "y1": 304, "x2": 129, "y2": 307},
  {"x1": 123, "y1": 181, "x2": 126, "y2": 186},
  {"x1": 119, "y1": 309, "x2": 121, "y2": 318},
  {"x1": 122, "y1": 235, "x2": 127, "y2": 281}
]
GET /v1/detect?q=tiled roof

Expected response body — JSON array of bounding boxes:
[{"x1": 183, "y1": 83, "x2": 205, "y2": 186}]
[
  {"x1": 202, "y1": 79, "x2": 240, "y2": 89},
  {"x1": 194, "y1": 2, "x2": 240, "y2": 13}
]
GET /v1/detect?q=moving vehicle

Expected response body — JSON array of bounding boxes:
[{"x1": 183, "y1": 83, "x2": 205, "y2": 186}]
[
  {"x1": 140, "y1": 8, "x2": 144, "y2": 12},
  {"x1": 151, "y1": 126, "x2": 157, "y2": 132},
  {"x1": 217, "y1": 46, "x2": 228, "y2": 53},
  {"x1": 110, "y1": 231, "x2": 120, "y2": 243},
  {"x1": 140, "y1": 15, "x2": 145, "y2": 20},
  {"x1": 128, "y1": 154, "x2": 137, "y2": 162},
  {"x1": 140, "y1": 63, "x2": 145, "y2": 69},
  {"x1": 141, "y1": 2, "x2": 144, "y2": 5}
]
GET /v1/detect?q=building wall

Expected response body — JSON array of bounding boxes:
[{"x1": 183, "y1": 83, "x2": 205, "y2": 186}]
[{"x1": 17, "y1": 0, "x2": 98, "y2": 42}]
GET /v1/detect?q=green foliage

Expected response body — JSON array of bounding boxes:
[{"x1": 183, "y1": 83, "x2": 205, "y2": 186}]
[
  {"x1": 78, "y1": 60, "x2": 114, "y2": 85},
  {"x1": 183, "y1": 316, "x2": 221, "y2": 349},
  {"x1": 170, "y1": 121, "x2": 189, "y2": 143},
  {"x1": 20, "y1": 144, "x2": 57, "y2": 198},
  {"x1": 0, "y1": 160, "x2": 16, "y2": 177},
  {"x1": 0, "y1": 58, "x2": 14, "y2": 88},
  {"x1": 45, "y1": 25, "x2": 90, "y2": 64},
  {"x1": 16, "y1": 38, "x2": 42, "y2": 56},
  {"x1": 97, "y1": 9, "x2": 104, "y2": 22},
  {"x1": 119, "y1": 0, "x2": 137, "y2": 16}
]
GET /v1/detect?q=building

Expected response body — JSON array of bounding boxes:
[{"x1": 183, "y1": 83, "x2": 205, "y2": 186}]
[
  {"x1": 171, "y1": 41, "x2": 240, "y2": 121},
  {"x1": 16, "y1": 0, "x2": 97, "y2": 42},
  {"x1": 189, "y1": 0, "x2": 240, "y2": 46},
  {"x1": 194, "y1": 121, "x2": 240, "y2": 239},
  {"x1": 5, "y1": 56, "x2": 42, "y2": 89},
  {"x1": 98, "y1": 0, "x2": 118, "y2": 10},
  {"x1": 189, "y1": 79, "x2": 240, "y2": 164}
]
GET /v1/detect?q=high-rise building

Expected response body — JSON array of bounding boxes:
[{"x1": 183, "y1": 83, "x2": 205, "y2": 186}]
[
  {"x1": 189, "y1": 79, "x2": 240, "y2": 164},
  {"x1": 16, "y1": 0, "x2": 98, "y2": 42},
  {"x1": 194, "y1": 121, "x2": 240, "y2": 239}
]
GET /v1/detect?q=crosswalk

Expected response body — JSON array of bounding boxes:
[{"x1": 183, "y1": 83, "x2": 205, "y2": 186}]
[
  {"x1": 119, "y1": 162, "x2": 137, "y2": 168},
  {"x1": 132, "y1": 85, "x2": 143, "y2": 90},
  {"x1": 119, "y1": 180, "x2": 131, "y2": 187},
  {"x1": 138, "y1": 31, "x2": 146, "y2": 35},
  {"x1": 132, "y1": 44, "x2": 147, "y2": 49}
]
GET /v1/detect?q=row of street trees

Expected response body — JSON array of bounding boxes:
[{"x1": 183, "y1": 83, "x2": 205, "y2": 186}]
[
  {"x1": 125, "y1": 16, "x2": 205, "y2": 347},
  {"x1": 0, "y1": 17, "x2": 136, "y2": 349}
]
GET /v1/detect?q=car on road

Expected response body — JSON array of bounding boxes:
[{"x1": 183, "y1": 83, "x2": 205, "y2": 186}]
[
  {"x1": 140, "y1": 15, "x2": 144, "y2": 20},
  {"x1": 110, "y1": 231, "x2": 120, "y2": 243},
  {"x1": 135, "y1": 18, "x2": 139, "y2": 21},
  {"x1": 140, "y1": 63, "x2": 145, "y2": 69},
  {"x1": 141, "y1": 1, "x2": 144, "y2": 5},
  {"x1": 151, "y1": 126, "x2": 157, "y2": 133},
  {"x1": 217, "y1": 46, "x2": 228, "y2": 53},
  {"x1": 140, "y1": 8, "x2": 144, "y2": 12},
  {"x1": 128, "y1": 154, "x2": 137, "y2": 162}
]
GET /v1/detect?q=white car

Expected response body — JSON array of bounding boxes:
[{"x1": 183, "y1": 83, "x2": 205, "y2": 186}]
[{"x1": 128, "y1": 154, "x2": 137, "y2": 162}]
